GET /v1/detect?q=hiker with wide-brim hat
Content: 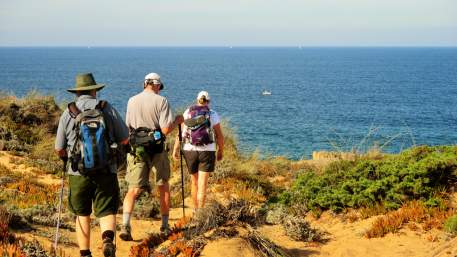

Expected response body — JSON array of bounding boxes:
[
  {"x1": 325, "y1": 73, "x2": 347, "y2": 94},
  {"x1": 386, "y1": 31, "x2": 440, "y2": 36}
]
[
  {"x1": 119, "y1": 72, "x2": 183, "y2": 241},
  {"x1": 55, "y1": 73, "x2": 129, "y2": 257},
  {"x1": 172, "y1": 91, "x2": 224, "y2": 212}
]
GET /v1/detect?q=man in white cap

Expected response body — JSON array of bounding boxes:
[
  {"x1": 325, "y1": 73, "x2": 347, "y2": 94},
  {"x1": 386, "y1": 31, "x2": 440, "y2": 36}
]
[{"x1": 120, "y1": 72, "x2": 183, "y2": 240}]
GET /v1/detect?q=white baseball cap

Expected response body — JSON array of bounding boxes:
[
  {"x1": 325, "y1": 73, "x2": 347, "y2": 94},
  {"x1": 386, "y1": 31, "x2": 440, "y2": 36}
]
[
  {"x1": 197, "y1": 91, "x2": 211, "y2": 101},
  {"x1": 144, "y1": 72, "x2": 164, "y2": 90}
]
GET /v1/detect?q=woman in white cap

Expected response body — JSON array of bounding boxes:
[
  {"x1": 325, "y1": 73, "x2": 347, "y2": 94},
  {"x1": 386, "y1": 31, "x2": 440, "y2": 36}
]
[{"x1": 173, "y1": 91, "x2": 224, "y2": 211}]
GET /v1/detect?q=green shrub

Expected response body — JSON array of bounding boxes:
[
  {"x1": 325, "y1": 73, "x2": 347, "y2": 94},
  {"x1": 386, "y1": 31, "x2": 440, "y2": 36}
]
[
  {"x1": 280, "y1": 145, "x2": 457, "y2": 213},
  {"x1": 444, "y1": 215, "x2": 457, "y2": 234}
]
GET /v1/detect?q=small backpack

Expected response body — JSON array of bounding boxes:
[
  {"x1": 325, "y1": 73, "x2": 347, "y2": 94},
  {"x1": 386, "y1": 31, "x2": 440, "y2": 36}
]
[
  {"x1": 68, "y1": 100, "x2": 112, "y2": 175},
  {"x1": 184, "y1": 105, "x2": 214, "y2": 146}
]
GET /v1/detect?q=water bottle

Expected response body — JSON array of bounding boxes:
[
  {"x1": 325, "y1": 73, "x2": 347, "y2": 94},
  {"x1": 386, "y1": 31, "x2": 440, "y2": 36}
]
[{"x1": 153, "y1": 131, "x2": 161, "y2": 141}]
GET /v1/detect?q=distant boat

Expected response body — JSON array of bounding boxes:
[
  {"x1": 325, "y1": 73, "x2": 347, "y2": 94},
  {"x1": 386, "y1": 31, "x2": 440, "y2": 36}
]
[{"x1": 262, "y1": 90, "x2": 272, "y2": 95}]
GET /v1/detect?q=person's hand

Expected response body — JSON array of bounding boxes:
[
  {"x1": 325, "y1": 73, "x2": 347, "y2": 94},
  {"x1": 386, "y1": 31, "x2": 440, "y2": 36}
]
[
  {"x1": 56, "y1": 149, "x2": 67, "y2": 161},
  {"x1": 216, "y1": 149, "x2": 223, "y2": 161},
  {"x1": 172, "y1": 149, "x2": 180, "y2": 161}
]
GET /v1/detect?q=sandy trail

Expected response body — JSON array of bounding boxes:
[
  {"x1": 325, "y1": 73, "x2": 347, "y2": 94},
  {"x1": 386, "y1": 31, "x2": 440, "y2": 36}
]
[
  {"x1": 20, "y1": 206, "x2": 454, "y2": 257},
  {"x1": 3, "y1": 151, "x2": 455, "y2": 257}
]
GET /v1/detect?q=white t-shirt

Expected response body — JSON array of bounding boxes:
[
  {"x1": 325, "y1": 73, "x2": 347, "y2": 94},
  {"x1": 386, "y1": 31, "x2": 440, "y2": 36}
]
[{"x1": 182, "y1": 107, "x2": 220, "y2": 151}]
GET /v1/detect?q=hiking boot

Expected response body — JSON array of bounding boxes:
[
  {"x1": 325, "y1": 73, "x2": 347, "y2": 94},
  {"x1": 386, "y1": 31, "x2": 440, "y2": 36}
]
[
  {"x1": 102, "y1": 237, "x2": 116, "y2": 257},
  {"x1": 160, "y1": 226, "x2": 171, "y2": 237},
  {"x1": 119, "y1": 225, "x2": 133, "y2": 241}
]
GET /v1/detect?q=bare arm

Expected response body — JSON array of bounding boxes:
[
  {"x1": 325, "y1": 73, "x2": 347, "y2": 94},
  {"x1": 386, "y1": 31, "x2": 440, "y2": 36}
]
[
  {"x1": 161, "y1": 115, "x2": 184, "y2": 136},
  {"x1": 172, "y1": 124, "x2": 182, "y2": 161},
  {"x1": 213, "y1": 123, "x2": 224, "y2": 161}
]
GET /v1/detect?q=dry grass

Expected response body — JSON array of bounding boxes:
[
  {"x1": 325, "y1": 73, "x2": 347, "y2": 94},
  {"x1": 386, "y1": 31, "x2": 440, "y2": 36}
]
[
  {"x1": 344, "y1": 203, "x2": 389, "y2": 223},
  {"x1": 129, "y1": 217, "x2": 203, "y2": 257},
  {"x1": 1, "y1": 175, "x2": 59, "y2": 209},
  {"x1": 365, "y1": 200, "x2": 456, "y2": 238},
  {"x1": 130, "y1": 198, "x2": 288, "y2": 257},
  {"x1": 0, "y1": 91, "x2": 61, "y2": 174},
  {"x1": 244, "y1": 228, "x2": 292, "y2": 257},
  {"x1": 214, "y1": 178, "x2": 266, "y2": 204}
]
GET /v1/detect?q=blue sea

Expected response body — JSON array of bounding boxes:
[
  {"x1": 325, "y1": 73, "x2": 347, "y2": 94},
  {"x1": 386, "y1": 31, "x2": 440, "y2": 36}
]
[{"x1": 0, "y1": 47, "x2": 456, "y2": 159}]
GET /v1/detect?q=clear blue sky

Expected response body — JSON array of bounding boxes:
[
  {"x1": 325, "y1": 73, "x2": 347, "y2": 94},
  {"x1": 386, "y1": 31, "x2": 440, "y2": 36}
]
[{"x1": 0, "y1": 0, "x2": 456, "y2": 46}]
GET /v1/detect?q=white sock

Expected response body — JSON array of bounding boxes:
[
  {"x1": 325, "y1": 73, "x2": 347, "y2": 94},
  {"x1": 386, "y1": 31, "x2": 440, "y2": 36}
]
[{"x1": 123, "y1": 212, "x2": 131, "y2": 226}]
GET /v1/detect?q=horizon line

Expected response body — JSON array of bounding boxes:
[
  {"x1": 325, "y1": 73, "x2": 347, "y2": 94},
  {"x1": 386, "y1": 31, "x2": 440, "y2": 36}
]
[{"x1": 0, "y1": 45, "x2": 457, "y2": 48}]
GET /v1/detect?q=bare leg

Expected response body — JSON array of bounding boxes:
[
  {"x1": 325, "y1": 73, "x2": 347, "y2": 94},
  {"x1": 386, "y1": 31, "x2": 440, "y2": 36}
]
[
  {"x1": 75, "y1": 216, "x2": 91, "y2": 250},
  {"x1": 158, "y1": 182, "x2": 170, "y2": 216},
  {"x1": 120, "y1": 188, "x2": 141, "y2": 241},
  {"x1": 99, "y1": 214, "x2": 116, "y2": 234},
  {"x1": 99, "y1": 214, "x2": 116, "y2": 256},
  {"x1": 122, "y1": 188, "x2": 143, "y2": 219},
  {"x1": 191, "y1": 173, "x2": 199, "y2": 209},
  {"x1": 197, "y1": 171, "x2": 210, "y2": 208}
]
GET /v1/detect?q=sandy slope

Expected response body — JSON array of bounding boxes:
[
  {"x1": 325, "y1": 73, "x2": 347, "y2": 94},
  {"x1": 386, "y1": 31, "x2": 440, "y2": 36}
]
[
  {"x1": 0, "y1": 151, "x2": 60, "y2": 185},
  {"x1": 3, "y1": 151, "x2": 456, "y2": 257},
  {"x1": 18, "y1": 200, "x2": 456, "y2": 257}
]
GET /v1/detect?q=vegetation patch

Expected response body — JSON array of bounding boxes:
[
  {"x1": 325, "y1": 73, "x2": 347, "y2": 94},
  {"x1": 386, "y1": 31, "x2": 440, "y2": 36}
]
[
  {"x1": 129, "y1": 199, "x2": 300, "y2": 257},
  {"x1": 0, "y1": 92, "x2": 62, "y2": 174},
  {"x1": 0, "y1": 207, "x2": 67, "y2": 257},
  {"x1": 279, "y1": 145, "x2": 457, "y2": 214},
  {"x1": 266, "y1": 205, "x2": 324, "y2": 242},
  {"x1": 365, "y1": 200, "x2": 455, "y2": 238},
  {"x1": 444, "y1": 214, "x2": 457, "y2": 234}
]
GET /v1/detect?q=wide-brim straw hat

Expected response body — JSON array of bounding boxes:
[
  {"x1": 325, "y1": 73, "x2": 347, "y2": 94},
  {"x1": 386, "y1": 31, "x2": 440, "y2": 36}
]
[{"x1": 67, "y1": 73, "x2": 105, "y2": 93}]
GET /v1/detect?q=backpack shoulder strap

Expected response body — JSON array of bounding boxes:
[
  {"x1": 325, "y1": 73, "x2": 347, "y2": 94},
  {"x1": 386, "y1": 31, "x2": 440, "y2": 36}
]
[
  {"x1": 188, "y1": 105, "x2": 197, "y2": 112},
  {"x1": 96, "y1": 100, "x2": 107, "y2": 110},
  {"x1": 68, "y1": 102, "x2": 81, "y2": 119}
]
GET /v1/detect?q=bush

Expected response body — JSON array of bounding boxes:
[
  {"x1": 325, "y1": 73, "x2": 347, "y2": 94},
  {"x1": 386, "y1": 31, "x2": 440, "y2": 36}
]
[
  {"x1": 282, "y1": 215, "x2": 323, "y2": 242},
  {"x1": 0, "y1": 92, "x2": 62, "y2": 173},
  {"x1": 444, "y1": 215, "x2": 457, "y2": 234},
  {"x1": 279, "y1": 145, "x2": 457, "y2": 213}
]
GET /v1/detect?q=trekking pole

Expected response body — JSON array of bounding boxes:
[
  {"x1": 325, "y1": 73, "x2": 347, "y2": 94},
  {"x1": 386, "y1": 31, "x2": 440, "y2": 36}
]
[
  {"x1": 54, "y1": 157, "x2": 67, "y2": 253},
  {"x1": 178, "y1": 125, "x2": 186, "y2": 218}
]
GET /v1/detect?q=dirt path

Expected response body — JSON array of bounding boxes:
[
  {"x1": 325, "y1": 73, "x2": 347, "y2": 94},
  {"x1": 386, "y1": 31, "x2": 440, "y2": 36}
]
[{"x1": 4, "y1": 151, "x2": 456, "y2": 257}]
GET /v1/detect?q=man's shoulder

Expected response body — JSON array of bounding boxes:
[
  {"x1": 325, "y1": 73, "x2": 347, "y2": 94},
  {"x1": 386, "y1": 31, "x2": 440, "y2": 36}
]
[
  {"x1": 129, "y1": 91, "x2": 167, "y2": 104},
  {"x1": 58, "y1": 108, "x2": 71, "y2": 121},
  {"x1": 127, "y1": 92, "x2": 141, "y2": 103}
]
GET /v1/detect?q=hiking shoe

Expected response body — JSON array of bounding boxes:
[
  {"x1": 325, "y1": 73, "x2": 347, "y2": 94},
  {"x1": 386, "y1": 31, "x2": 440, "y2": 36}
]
[
  {"x1": 119, "y1": 225, "x2": 133, "y2": 241},
  {"x1": 160, "y1": 226, "x2": 171, "y2": 237},
  {"x1": 102, "y1": 238, "x2": 116, "y2": 257}
]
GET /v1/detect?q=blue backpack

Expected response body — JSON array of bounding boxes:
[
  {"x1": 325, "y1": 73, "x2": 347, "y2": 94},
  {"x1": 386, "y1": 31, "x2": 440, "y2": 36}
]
[{"x1": 68, "y1": 101, "x2": 112, "y2": 175}]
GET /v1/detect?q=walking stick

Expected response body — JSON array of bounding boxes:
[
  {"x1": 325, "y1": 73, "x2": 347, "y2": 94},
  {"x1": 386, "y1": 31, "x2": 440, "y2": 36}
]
[
  {"x1": 54, "y1": 157, "x2": 67, "y2": 252},
  {"x1": 178, "y1": 125, "x2": 186, "y2": 218}
]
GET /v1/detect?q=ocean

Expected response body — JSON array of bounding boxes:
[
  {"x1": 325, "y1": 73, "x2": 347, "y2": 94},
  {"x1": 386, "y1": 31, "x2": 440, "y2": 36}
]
[{"x1": 0, "y1": 47, "x2": 456, "y2": 159}]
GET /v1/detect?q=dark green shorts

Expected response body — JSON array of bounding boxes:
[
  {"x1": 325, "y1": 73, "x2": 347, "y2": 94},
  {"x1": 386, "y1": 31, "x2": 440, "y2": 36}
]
[{"x1": 68, "y1": 173, "x2": 120, "y2": 218}]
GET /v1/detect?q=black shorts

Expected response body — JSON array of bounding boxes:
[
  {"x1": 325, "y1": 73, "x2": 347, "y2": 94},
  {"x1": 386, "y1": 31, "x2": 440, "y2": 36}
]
[{"x1": 183, "y1": 150, "x2": 216, "y2": 174}]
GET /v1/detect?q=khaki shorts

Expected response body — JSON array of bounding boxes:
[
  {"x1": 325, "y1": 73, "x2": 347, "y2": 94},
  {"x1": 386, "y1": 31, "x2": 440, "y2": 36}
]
[{"x1": 125, "y1": 151, "x2": 170, "y2": 191}]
